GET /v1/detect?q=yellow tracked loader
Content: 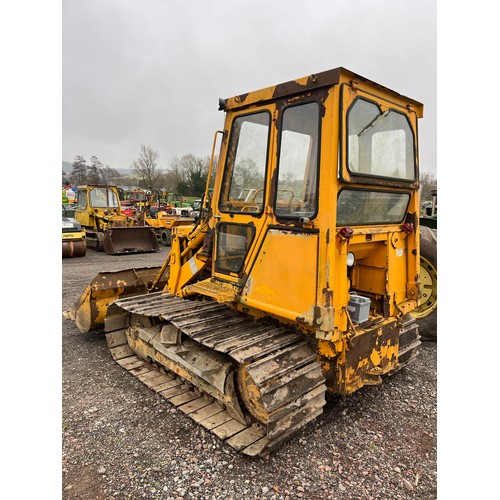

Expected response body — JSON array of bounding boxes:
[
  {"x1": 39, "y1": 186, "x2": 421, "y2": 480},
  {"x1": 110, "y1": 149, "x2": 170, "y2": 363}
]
[
  {"x1": 66, "y1": 67, "x2": 433, "y2": 456},
  {"x1": 74, "y1": 185, "x2": 159, "y2": 255}
]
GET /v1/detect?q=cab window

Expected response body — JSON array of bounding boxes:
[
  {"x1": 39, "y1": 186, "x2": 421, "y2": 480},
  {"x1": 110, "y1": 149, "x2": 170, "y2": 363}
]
[
  {"x1": 219, "y1": 111, "x2": 270, "y2": 214},
  {"x1": 347, "y1": 98, "x2": 416, "y2": 181},
  {"x1": 275, "y1": 102, "x2": 320, "y2": 218},
  {"x1": 89, "y1": 187, "x2": 119, "y2": 208}
]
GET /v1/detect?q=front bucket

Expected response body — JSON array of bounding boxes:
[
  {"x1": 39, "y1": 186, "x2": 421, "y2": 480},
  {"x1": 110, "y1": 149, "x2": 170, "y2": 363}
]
[
  {"x1": 104, "y1": 226, "x2": 160, "y2": 255},
  {"x1": 63, "y1": 266, "x2": 165, "y2": 333}
]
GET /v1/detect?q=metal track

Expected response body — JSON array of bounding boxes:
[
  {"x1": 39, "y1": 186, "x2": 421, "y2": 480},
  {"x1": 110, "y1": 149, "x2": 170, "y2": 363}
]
[{"x1": 104, "y1": 292, "x2": 327, "y2": 457}]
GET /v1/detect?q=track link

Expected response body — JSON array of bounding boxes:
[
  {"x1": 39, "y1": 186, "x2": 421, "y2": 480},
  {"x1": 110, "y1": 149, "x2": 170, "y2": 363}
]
[{"x1": 104, "y1": 292, "x2": 327, "y2": 456}]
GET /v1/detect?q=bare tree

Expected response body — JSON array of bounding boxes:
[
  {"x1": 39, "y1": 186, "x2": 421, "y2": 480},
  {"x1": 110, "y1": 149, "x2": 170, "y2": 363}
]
[
  {"x1": 169, "y1": 154, "x2": 211, "y2": 196},
  {"x1": 133, "y1": 145, "x2": 161, "y2": 188},
  {"x1": 101, "y1": 165, "x2": 122, "y2": 186},
  {"x1": 420, "y1": 172, "x2": 437, "y2": 202},
  {"x1": 70, "y1": 155, "x2": 88, "y2": 186}
]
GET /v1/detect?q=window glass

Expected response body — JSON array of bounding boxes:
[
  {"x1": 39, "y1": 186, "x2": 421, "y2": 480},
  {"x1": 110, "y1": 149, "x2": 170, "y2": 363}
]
[
  {"x1": 77, "y1": 190, "x2": 87, "y2": 210},
  {"x1": 336, "y1": 189, "x2": 410, "y2": 225},
  {"x1": 89, "y1": 187, "x2": 119, "y2": 208},
  {"x1": 107, "y1": 189, "x2": 119, "y2": 207},
  {"x1": 133, "y1": 192, "x2": 146, "y2": 203},
  {"x1": 276, "y1": 102, "x2": 320, "y2": 217},
  {"x1": 220, "y1": 112, "x2": 269, "y2": 213},
  {"x1": 347, "y1": 99, "x2": 415, "y2": 181},
  {"x1": 215, "y1": 223, "x2": 255, "y2": 273}
]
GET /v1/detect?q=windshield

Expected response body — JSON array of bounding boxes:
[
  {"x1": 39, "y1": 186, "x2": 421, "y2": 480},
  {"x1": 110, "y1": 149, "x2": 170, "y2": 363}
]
[
  {"x1": 89, "y1": 187, "x2": 119, "y2": 208},
  {"x1": 347, "y1": 98, "x2": 416, "y2": 181}
]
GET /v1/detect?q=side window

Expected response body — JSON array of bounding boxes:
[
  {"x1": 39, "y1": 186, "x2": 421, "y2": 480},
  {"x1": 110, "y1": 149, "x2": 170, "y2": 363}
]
[
  {"x1": 347, "y1": 98, "x2": 416, "y2": 181},
  {"x1": 77, "y1": 191, "x2": 87, "y2": 210},
  {"x1": 219, "y1": 112, "x2": 270, "y2": 214},
  {"x1": 107, "y1": 189, "x2": 119, "y2": 208},
  {"x1": 275, "y1": 102, "x2": 320, "y2": 218},
  {"x1": 215, "y1": 223, "x2": 256, "y2": 274}
]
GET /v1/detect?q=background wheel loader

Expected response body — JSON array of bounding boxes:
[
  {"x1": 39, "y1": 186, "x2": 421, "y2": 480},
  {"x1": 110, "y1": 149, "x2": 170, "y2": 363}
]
[
  {"x1": 66, "y1": 67, "x2": 434, "y2": 456},
  {"x1": 74, "y1": 184, "x2": 159, "y2": 255}
]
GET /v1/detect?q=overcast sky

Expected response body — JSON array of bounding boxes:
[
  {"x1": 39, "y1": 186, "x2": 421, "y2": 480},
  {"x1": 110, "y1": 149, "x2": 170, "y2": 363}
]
[{"x1": 62, "y1": 0, "x2": 437, "y2": 175}]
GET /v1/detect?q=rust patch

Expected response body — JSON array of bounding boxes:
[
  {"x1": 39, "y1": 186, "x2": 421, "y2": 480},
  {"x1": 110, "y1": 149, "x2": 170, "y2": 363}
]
[
  {"x1": 295, "y1": 315, "x2": 309, "y2": 326},
  {"x1": 234, "y1": 92, "x2": 249, "y2": 104},
  {"x1": 333, "y1": 320, "x2": 400, "y2": 395},
  {"x1": 322, "y1": 288, "x2": 333, "y2": 308},
  {"x1": 271, "y1": 69, "x2": 342, "y2": 101},
  {"x1": 269, "y1": 166, "x2": 278, "y2": 205},
  {"x1": 383, "y1": 296, "x2": 390, "y2": 318}
]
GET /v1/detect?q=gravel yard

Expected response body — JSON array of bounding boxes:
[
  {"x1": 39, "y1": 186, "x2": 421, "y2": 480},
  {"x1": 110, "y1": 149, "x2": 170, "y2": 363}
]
[{"x1": 61, "y1": 246, "x2": 437, "y2": 499}]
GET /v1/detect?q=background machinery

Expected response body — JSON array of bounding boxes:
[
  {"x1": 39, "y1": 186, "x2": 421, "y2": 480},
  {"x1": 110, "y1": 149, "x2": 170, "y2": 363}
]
[
  {"x1": 66, "y1": 67, "x2": 435, "y2": 456},
  {"x1": 412, "y1": 189, "x2": 437, "y2": 340},
  {"x1": 142, "y1": 189, "x2": 195, "y2": 246},
  {"x1": 74, "y1": 184, "x2": 159, "y2": 255},
  {"x1": 62, "y1": 217, "x2": 87, "y2": 258}
]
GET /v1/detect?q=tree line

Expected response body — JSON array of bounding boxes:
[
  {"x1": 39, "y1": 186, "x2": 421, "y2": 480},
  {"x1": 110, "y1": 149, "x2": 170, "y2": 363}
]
[
  {"x1": 63, "y1": 144, "x2": 437, "y2": 203},
  {"x1": 63, "y1": 145, "x2": 215, "y2": 197}
]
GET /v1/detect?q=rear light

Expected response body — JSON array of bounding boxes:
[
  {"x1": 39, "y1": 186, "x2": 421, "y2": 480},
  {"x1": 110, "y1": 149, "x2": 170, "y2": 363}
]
[
  {"x1": 339, "y1": 226, "x2": 354, "y2": 240},
  {"x1": 402, "y1": 222, "x2": 414, "y2": 234}
]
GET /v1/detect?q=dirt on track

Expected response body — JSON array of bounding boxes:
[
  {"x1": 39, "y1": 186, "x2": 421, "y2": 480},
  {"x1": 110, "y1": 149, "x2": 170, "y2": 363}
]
[{"x1": 62, "y1": 246, "x2": 437, "y2": 500}]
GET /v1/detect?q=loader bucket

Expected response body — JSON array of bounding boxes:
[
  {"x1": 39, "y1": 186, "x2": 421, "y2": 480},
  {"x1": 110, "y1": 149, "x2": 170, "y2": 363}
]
[
  {"x1": 63, "y1": 266, "x2": 165, "y2": 333},
  {"x1": 103, "y1": 226, "x2": 160, "y2": 255}
]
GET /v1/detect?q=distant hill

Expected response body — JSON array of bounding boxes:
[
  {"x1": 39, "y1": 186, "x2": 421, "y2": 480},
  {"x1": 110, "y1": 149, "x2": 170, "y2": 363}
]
[{"x1": 62, "y1": 161, "x2": 72, "y2": 174}]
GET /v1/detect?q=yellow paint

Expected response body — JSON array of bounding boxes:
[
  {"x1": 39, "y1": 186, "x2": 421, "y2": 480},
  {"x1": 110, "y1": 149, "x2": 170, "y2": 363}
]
[
  {"x1": 370, "y1": 349, "x2": 382, "y2": 366},
  {"x1": 240, "y1": 229, "x2": 318, "y2": 325},
  {"x1": 318, "y1": 340, "x2": 337, "y2": 359}
]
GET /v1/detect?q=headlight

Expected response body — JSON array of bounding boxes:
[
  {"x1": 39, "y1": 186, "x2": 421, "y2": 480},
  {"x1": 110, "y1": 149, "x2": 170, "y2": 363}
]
[{"x1": 347, "y1": 252, "x2": 355, "y2": 267}]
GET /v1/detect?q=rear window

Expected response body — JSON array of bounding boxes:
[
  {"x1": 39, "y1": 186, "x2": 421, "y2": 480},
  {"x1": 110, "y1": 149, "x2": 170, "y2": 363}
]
[
  {"x1": 336, "y1": 189, "x2": 410, "y2": 225},
  {"x1": 347, "y1": 98, "x2": 416, "y2": 181}
]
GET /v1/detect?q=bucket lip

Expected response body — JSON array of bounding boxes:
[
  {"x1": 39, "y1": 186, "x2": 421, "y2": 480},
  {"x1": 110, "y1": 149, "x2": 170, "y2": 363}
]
[{"x1": 103, "y1": 227, "x2": 160, "y2": 254}]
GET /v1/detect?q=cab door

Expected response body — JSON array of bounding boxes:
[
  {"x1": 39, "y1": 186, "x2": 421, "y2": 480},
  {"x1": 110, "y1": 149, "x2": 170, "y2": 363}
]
[{"x1": 212, "y1": 106, "x2": 276, "y2": 285}]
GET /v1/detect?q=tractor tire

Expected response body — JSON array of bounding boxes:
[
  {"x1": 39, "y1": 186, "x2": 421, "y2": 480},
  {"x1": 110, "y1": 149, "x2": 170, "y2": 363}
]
[
  {"x1": 413, "y1": 225, "x2": 437, "y2": 341},
  {"x1": 160, "y1": 229, "x2": 172, "y2": 247}
]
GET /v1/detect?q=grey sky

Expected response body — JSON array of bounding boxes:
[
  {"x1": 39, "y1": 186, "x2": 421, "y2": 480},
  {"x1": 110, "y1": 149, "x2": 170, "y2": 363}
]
[{"x1": 63, "y1": 0, "x2": 436, "y2": 175}]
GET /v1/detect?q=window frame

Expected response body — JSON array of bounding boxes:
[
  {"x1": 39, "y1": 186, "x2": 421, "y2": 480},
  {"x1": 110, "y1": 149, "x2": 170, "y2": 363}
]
[
  {"x1": 273, "y1": 99, "x2": 322, "y2": 221},
  {"x1": 214, "y1": 222, "x2": 257, "y2": 275},
  {"x1": 218, "y1": 109, "x2": 272, "y2": 216},
  {"x1": 339, "y1": 84, "x2": 420, "y2": 190},
  {"x1": 336, "y1": 187, "x2": 411, "y2": 226},
  {"x1": 345, "y1": 96, "x2": 417, "y2": 183}
]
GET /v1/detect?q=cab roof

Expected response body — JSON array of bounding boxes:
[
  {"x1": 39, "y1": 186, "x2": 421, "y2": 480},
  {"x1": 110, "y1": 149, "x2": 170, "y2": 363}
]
[{"x1": 221, "y1": 67, "x2": 423, "y2": 117}]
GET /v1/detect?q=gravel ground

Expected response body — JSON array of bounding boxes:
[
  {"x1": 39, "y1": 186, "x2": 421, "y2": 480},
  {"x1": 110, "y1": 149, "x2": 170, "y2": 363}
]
[{"x1": 62, "y1": 246, "x2": 437, "y2": 499}]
